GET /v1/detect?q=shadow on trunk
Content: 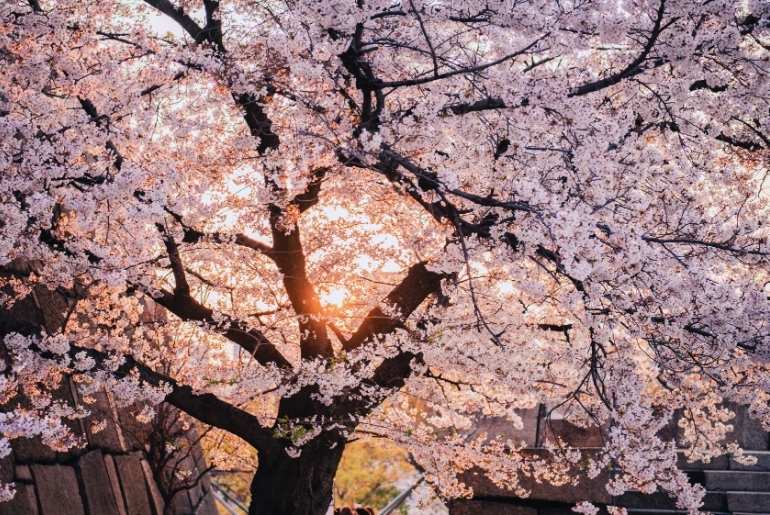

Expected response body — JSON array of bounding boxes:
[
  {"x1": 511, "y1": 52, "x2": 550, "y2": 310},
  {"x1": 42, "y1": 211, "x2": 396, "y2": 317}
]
[{"x1": 248, "y1": 439, "x2": 346, "y2": 515}]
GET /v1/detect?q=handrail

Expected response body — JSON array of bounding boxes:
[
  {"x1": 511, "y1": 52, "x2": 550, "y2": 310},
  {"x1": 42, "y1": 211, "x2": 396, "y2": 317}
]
[
  {"x1": 210, "y1": 481, "x2": 249, "y2": 514},
  {"x1": 379, "y1": 476, "x2": 424, "y2": 515}
]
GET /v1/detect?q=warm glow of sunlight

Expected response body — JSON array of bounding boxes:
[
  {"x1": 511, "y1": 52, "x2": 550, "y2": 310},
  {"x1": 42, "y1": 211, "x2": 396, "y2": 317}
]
[{"x1": 320, "y1": 286, "x2": 349, "y2": 307}]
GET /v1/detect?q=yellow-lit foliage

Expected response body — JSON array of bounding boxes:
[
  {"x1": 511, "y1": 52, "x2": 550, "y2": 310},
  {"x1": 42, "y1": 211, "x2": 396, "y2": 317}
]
[{"x1": 334, "y1": 438, "x2": 415, "y2": 511}]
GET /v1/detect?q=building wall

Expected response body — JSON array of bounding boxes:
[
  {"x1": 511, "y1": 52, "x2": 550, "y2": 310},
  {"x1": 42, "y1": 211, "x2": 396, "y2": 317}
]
[
  {"x1": 0, "y1": 280, "x2": 218, "y2": 515},
  {"x1": 0, "y1": 395, "x2": 219, "y2": 515},
  {"x1": 451, "y1": 406, "x2": 770, "y2": 514}
]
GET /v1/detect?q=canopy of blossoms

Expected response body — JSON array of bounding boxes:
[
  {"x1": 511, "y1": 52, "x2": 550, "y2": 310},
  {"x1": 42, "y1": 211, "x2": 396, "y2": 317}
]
[{"x1": 1, "y1": 0, "x2": 769, "y2": 513}]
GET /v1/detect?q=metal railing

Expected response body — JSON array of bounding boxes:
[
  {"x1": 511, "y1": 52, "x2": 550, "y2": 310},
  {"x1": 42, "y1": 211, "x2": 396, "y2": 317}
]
[
  {"x1": 379, "y1": 476, "x2": 424, "y2": 515},
  {"x1": 210, "y1": 481, "x2": 249, "y2": 514}
]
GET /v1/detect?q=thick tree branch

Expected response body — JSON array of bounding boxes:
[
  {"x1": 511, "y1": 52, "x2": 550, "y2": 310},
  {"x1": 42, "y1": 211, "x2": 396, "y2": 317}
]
[
  {"x1": 569, "y1": 0, "x2": 672, "y2": 97},
  {"x1": 268, "y1": 207, "x2": 333, "y2": 360},
  {"x1": 163, "y1": 207, "x2": 276, "y2": 258},
  {"x1": 141, "y1": 0, "x2": 205, "y2": 41},
  {"x1": 25, "y1": 341, "x2": 275, "y2": 451},
  {"x1": 374, "y1": 35, "x2": 547, "y2": 89},
  {"x1": 236, "y1": 92, "x2": 280, "y2": 154},
  {"x1": 158, "y1": 225, "x2": 190, "y2": 295},
  {"x1": 642, "y1": 235, "x2": 769, "y2": 256},
  {"x1": 142, "y1": 0, "x2": 279, "y2": 156},
  {"x1": 149, "y1": 288, "x2": 291, "y2": 368},
  {"x1": 152, "y1": 224, "x2": 290, "y2": 367},
  {"x1": 345, "y1": 262, "x2": 445, "y2": 352},
  {"x1": 276, "y1": 262, "x2": 445, "y2": 422},
  {"x1": 377, "y1": 148, "x2": 535, "y2": 213},
  {"x1": 443, "y1": 96, "x2": 507, "y2": 115},
  {"x1": 339, "y1": 23, "x2": 384, "y2": 134},
  {"x1": 144, "y1": 0, "x2": 330, "y2": 361},
  {"x1": 291, "y1": 167, "x2": 328, "y2": 214}
]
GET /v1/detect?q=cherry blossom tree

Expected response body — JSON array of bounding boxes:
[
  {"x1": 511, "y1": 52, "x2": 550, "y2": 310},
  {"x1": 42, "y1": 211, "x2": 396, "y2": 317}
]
[{"x1": 1, "y1": 0, "x2": 769, "y2": 513}]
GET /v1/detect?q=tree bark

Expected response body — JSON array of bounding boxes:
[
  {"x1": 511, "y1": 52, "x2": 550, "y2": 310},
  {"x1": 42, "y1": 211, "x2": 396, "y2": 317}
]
[{"x1": 248, "y1": 439, "x2": 346, "y2": 515}]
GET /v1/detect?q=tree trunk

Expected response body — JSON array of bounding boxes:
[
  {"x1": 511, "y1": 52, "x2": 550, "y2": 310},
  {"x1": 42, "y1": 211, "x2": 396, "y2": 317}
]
[{"x1": 248, "y1": 440, "x2": 346, "y2": 515}]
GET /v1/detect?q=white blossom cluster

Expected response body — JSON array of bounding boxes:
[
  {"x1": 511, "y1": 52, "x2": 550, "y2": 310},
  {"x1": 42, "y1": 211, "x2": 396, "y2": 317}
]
[{"x1": 2, "y1": 0, "x2": 770, "y2": 511}]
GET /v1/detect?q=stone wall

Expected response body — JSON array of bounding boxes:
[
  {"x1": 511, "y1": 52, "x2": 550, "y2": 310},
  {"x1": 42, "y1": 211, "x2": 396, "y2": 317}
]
[
  {"x1": 0, "y1": 276, "x2": 219, "y2": 515},
  {"x1": 451, "y1": 405, "x2": 770, "y2": 514},
  {"x1": 0, "y1": 376, "x2": 219, "y2": 515}
]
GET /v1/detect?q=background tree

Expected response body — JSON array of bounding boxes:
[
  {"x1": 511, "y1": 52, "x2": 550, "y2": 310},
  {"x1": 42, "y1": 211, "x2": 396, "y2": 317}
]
[
  {"x1": 333, "y1": 438, "x2": 413, "y2": 511},
  {"x1": 1, "y1": 0, "x2": 769, "y2": 513}
]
